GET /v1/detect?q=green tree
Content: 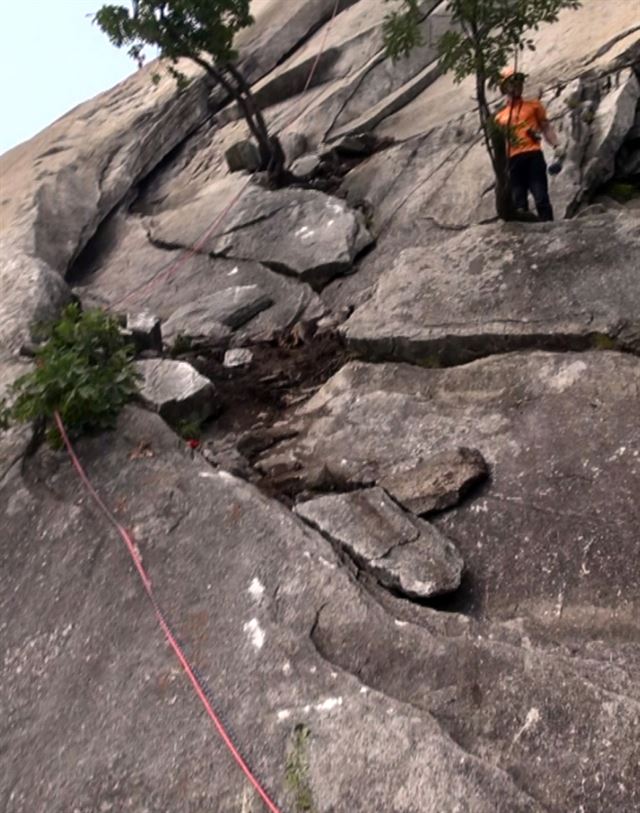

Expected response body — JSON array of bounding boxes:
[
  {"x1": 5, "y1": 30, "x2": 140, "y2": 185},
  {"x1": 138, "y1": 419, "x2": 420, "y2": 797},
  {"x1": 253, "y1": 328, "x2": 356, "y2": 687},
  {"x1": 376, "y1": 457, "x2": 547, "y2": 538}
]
[
  {"x1": 384, "y1": 0, "x2": 581, "y2": 219},
  {"x1": 94, "y1": 1, "x2": 286, "y2": 183}
]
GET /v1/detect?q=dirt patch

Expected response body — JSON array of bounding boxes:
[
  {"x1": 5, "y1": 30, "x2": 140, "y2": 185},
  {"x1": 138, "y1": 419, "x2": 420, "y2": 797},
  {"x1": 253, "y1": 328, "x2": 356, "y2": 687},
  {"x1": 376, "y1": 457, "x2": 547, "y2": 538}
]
[{"x1": 173, "y1": 327, "x2": 351, "y2": 499}]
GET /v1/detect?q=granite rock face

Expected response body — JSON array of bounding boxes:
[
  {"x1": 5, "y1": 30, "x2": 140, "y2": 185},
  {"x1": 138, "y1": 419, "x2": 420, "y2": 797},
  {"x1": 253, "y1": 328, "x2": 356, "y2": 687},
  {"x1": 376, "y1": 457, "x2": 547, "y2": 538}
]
[
  {"x1": 0, "y1": 408, "x2": 550, "y2": 813},
  {"x1": 2, "y1": 1, "x2": 640, "y2": 812},
  {"x1": 342, "y1": 212, "x2": 640, "y2": 365}
]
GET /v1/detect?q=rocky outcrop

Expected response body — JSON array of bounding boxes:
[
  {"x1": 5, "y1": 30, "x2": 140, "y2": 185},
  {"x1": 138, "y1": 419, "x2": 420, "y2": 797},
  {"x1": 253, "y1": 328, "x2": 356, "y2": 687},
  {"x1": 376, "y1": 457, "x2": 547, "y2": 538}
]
[
  {"x1": 2, "y1": 1, "x2": 640, "y2": 812},
  {"x1": 266, "y1": 352, "x2": 640, "y2": 623},
  {"x1": 71, "y1": 210, "x2": 326, "y2": 345},
  {"x1": 342, "y1": 211, "x2": 640, "y2": 365}
]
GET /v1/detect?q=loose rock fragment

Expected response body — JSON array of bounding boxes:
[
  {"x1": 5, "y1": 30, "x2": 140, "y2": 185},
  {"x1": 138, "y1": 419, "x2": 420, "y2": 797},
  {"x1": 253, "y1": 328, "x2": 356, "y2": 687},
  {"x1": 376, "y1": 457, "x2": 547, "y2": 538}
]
[
  {"x1": 224, "y1": 348, "x2": 254, "y2": 368},
  {"x1": 380, "y1": 447, "x2": 489, "y2": 515},
  {"x1": 295, "y1": 487, "x2": 463, "y2": 599},
  {"x1": 135, "y1": 359, "x2": 217, "y2": 425},
  {"x1": 126, "y1": 311, "x2": 162, "y2": 353}
]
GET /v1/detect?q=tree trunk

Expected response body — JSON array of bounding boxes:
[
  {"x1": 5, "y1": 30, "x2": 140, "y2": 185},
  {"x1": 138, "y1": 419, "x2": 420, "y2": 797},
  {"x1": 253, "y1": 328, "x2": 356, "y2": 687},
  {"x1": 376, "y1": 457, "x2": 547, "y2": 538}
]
[
  {"x1": 466, "y1": 28, "x2": 515, "y2": 220},
  {"x1": 225, "y1": 63, "x2": 288, "y2": 186},
  {"x1": 192, "y1": 56, "x2": 289, "y2": 186},
  {"x1": 491, "y1": 126, "x2": 514, "y2": 221},
  {"x1": 473, "y1": 54, "x2": 515, "y2": 221}
]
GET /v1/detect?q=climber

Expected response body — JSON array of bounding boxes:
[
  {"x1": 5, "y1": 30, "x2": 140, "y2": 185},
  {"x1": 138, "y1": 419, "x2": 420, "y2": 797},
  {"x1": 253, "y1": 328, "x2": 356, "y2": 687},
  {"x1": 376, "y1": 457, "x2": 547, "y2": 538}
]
[{"x1": 495, "y1": 68, "x2": 564, "y2": 221}]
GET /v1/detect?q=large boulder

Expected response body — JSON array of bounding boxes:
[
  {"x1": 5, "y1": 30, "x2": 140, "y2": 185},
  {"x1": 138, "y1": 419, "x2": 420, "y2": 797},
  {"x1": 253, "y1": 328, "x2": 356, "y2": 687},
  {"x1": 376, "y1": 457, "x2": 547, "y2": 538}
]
[{"x1": 342, "y1": 212, "x2": 640, "y2": 365}]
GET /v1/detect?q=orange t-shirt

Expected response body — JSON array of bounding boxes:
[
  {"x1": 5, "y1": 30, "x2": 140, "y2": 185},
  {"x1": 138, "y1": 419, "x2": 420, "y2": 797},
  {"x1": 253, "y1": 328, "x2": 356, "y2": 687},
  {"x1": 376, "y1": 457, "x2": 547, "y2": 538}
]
[{"x1": 495, "y1": 98, "x2": 549, "y2": 157}]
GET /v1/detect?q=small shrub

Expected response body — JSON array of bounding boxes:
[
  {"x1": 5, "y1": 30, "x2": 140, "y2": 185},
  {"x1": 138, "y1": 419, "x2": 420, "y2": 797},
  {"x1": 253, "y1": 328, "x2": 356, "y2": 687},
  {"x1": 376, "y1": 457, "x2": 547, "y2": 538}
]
[
  {"x1": 285, "y1": 724, "x2": 315, "y2": 812},
  {"x1": 176, "y1": 418, "x2": 203, "y2": 440},
  {"x1": 605, "y1": 181, "x2": 639, "y2": 204},
  {"x1": 0, "y1": 303, "x2": 139, "y2": 447}
]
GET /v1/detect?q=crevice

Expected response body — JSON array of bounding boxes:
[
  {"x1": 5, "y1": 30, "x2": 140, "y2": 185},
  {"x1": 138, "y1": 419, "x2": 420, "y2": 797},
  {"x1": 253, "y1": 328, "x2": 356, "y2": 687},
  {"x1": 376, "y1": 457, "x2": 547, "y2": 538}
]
[
  {"x1": 307, "y1": 604, "x2": 550, "y2": 811},
  {"x1": 346, "y1": 328, "x2": 640, "y2": 371},
  {"x1": 128, "y1": 114, "x2": 218, "y2": 216},
  {"x1": 585, "y1": 25, "x2": 640, "y2": 66}
]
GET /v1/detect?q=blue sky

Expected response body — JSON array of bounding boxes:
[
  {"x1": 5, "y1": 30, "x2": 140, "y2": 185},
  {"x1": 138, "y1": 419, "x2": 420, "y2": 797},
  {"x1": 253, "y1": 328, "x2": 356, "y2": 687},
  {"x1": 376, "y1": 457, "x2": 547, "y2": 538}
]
[{"x1": 0, "y1": 2, "x2": 151, "y2": 155}]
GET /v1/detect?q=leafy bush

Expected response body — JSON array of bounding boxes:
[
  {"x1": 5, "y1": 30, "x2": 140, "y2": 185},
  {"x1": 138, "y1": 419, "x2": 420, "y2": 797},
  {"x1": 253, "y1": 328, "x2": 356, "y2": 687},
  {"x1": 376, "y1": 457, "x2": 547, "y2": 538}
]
[{"x1": 0, "y1": 304, "x2": 139, "y2": 447}]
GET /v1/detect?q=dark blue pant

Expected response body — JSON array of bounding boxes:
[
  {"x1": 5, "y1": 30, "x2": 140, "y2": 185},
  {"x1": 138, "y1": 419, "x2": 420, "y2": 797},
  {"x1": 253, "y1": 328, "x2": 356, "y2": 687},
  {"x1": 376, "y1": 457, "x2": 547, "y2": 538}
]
[{"x1": 509, "y1": 151, "x2": 554, "y2": 221}]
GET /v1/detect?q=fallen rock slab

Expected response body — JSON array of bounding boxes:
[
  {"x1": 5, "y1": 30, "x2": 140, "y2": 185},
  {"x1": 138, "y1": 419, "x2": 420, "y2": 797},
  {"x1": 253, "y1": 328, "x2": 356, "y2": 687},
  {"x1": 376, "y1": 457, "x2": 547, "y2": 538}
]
[
  {"x1": 134, "y1": 359, "x2": 216, "y2": 425},
  {"x1": 380, "y1": 447, "x2": 489, "y2": 515},
  {"x1": 161, "y1": 285, "x2": 272, "y2": 345},
  {"x1": 342, "y1": 213, "x2": 640, "y2": 365},
  {"x1": 296, "y1": 487, "x2": 463, "y2": 599}
]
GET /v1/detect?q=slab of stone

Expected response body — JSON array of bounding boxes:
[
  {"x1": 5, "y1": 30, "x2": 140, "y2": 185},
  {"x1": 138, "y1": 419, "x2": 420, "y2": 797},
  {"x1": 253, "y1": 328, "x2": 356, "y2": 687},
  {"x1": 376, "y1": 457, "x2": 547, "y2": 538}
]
[
  {"x1": 149, "y1": 185, "x2": 373, "y2": 291},
  {"x1": 161, "y1": 285, "x2": 272, "y2": 346},
  {"x1": 296, "y1": 487, "x2": 463, "y2": 599},
  {"x1": 134, "y1": 359, "x2": 216, "y2": 425},
  {"x1": 73, "y1": 213, "x2": 325, "y2": 344},
  {"x1": 380, "y1": 447, "x2": 489, "y2": 515},
  {"x1": 342, "y1": 212, "x2": 640, "y2": 366}
]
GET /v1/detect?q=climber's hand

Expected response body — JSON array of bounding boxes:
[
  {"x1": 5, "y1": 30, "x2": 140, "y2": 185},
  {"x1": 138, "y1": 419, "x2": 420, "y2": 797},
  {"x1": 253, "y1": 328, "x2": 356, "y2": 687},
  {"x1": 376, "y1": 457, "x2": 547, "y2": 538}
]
[{"x1": 548, "y1": 146, "x2": 565, "y2": 176}]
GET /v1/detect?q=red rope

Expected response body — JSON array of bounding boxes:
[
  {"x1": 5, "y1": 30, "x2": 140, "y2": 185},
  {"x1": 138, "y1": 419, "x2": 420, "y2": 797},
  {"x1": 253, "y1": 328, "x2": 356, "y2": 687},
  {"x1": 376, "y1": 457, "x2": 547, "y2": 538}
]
[
  {"x1": 114, "y1": 177, "x2": 252, "y2": 309},
  {"x1": 53, "y1": 411, "x2": 283, "y2": 813}
]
